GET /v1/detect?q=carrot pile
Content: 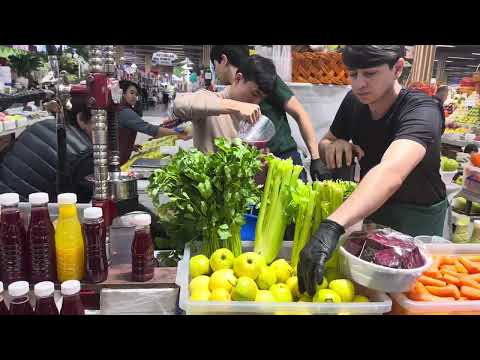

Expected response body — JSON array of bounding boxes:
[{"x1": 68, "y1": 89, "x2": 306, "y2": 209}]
[{"x1": 407, "y1": 255, "x2": 480, "y2": 301}]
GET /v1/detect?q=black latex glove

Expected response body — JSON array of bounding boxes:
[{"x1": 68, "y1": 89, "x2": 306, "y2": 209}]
[
  {"x1": 298, "y1": 219, "x2": 345, "y2": 296},
  {"x1": 310, "y1": 158, "x2": 332, "y2": 181}
]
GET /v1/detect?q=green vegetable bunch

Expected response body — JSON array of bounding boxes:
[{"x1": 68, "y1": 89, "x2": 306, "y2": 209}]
[{"x1": 147, "y1": 138, "x2": 262, "y2": 257}]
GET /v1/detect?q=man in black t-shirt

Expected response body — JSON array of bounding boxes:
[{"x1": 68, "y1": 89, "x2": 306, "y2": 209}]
[{"x1": 298, "y1": 45, "x2": 448, "y2": 296}]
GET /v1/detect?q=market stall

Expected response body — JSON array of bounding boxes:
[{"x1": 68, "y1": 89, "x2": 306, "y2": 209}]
[{"x1": 3, "y1": 45, "x2": 480, "y2": 317}]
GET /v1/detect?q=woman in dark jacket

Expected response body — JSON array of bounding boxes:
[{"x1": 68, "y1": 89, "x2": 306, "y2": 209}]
[
  {"x1": 0, "y1": 105, "x2": 94, "y2": 202},
  {"x1": 117, "y1": 80, "x2": 188, "y2": 165}
]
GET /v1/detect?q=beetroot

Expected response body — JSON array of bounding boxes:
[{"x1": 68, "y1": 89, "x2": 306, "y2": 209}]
[{"x1": 344, "y1": 229, "x2": 425, "y2": 269}]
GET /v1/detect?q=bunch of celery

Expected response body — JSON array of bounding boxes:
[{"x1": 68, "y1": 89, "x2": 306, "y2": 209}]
[
  {"x1": 254, "y1": 157, "x2": 303, "y2": 264},
  {"x1": 291, "y1": 180, "x2": 357, "y2": 269}
]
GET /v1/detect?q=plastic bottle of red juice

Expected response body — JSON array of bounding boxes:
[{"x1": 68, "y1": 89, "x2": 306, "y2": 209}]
[
  {"x1": 60, "y1": 280, "x2": 84, "y2": 315},
  {"x1": 27, "y1": 193, "x2": 57, "y2": 283},
  {"x1": 131, "y1": 214, "x2": 155, "y2": 282},
  {"x1": 34, "y1": 281, "x2": 59, "y2": 315},
  {"x1": 8, "y1": 281, "x2": 33, "y2": 315},
  {"x1": 82, "y1": 207, "x2": 108, "y2": 284},
  {"x1": 0, "y1": 193, "x2": 27, "y2": 286},
  {"x1": 0, "y1": 281, "x2": 9, "y2": 315}
]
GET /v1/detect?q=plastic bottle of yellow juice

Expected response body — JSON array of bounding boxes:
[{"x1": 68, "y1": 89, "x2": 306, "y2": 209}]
[{"x1": 55, "y1": 193, "x2": 85, "y2": 282}]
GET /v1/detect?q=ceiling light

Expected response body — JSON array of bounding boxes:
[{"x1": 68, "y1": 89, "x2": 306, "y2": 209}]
[
  {"x1": 472, "y1": 53, "x2": 480, "y2": 56},
  {"x1": 436, "y1": 45, "x2": 455, "y2": 48},
  {"x1": 448, "y1": 57, "x2": 475, "y2": 60}
]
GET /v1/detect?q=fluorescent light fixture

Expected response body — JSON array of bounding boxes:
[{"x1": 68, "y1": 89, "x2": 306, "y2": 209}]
[
  {"x1": 436, "y1": 45, "x2": 455, "y2": 48},
  {"x1": 448, "y1": 56, "x2": 475, "y2": 60},
  {"x1": 446, "y1": 60, "x2": 454, "y2": 63},
  {"x1": 472, "y1": 53, "x2": 480, "y2": 56}
]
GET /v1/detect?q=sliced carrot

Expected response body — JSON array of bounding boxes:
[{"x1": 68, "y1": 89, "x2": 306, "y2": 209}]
[
  {"x1": 410, "y1": 281, "x2": 430, "y2": 295},
  {"x1": 426, "y1": 284, "x2": 461, "y2": 299},
  {"x1": 460, "y1": 286, "x2": 480, "y2": 300},
  {"x1": 418, "y1": 275, "x2": 447, "y2": 287},
  {"x1": 442, "y1": 273, "x2": 461, "y2": 286},
  {"x1": 440, "y1": 269, "x2": 467, "y2": 279},
  {"x1": 407, "y1": 291, "x2": 455, "y2": 302},
  {"x1": 454, "y1": 260, "x2": 469, "y2": 274},
  {"x1": 439, "y1": 256, "x2": 457, "y2": 266},
  {"x1": 441, "y1": 265, "x2": 458, "y2": 272},
  {"x1": 466, "y1": 255, "x2": 480, "y2": 262},
  {"x1": 465, "y1": 273, "x2": 480, "y2": 282},
  {"x1": 458, "y1": 297, "x2": 470, "y2": 301},
  {"x1": 459, "y1": 277, "x2": 480, "y2": 290},
  {"x1": 458, "y1": 257, "x2": 480, "y2": 274}
]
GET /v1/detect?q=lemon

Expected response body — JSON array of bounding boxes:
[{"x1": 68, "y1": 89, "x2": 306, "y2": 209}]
[
  {"x1": 189, "y1": 275, "x2": 210, "y2": 293},
  {"x1": 190, "y1": 289, "x2": 211, "y2": 301}
]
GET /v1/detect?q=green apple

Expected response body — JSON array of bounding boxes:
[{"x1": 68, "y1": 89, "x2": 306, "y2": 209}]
[
  {"x1": 270, "y1": 283, "x2": 293, "y2": 302},
  {"x1": 256, "y1": 266, "x2": 277, "y2": 290},
  {"x1": 254, "y1": 253, "x2": 267, "y2": 269},
  {"x1": 209, "y1": 248, "x2": 234, "y2": 272},
  {"x1": 233, "y1": 252, "x2": 262, "y2": 280},
  {"x1": 353, "y1": 295, "x2": 369, "y2": 302},
  {"x1": 189, "y1": 275, "x2": 210, "y2": 293},
  {"x1": 209, "y1": 288, "x2": 231, "y2": 302},
  {"x1": 315, "y1": 277, "x2": 329, "y2": 292},
  {"x1": 255, "y1": 290, "x2": 276, "y2": 302},
  {"x1": 298, "y1": 293, "x2": 312, "y2": 302},
  {"x1": 286, "y1": 276, "x2": 301, "y2": 299},
  {"x1": 231, "y1": 277, "x2": 258, "y2": 301},
  {"x1": 190, "y1": 254, "x2": 211, "y2": 278},
  {"x1": 190, "y1": 288, "x2": 211, "y2": 301},
  {"x1": 209, "y1": 269, "x2": 237, "y2": 292},
  {"x1": 329, "y1": 279, "x2": 355, "y2": 302},
  {"x1": 313, "y1": 289, "x2": 341, "y2": 303},
  {"x1": 270, "y1": 259, "x2": 293, "y2": 283}
]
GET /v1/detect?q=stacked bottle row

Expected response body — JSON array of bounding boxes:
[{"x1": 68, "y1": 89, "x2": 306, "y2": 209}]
[
  {"x1": 0, "y1": 192, "x2": 108, "y2": 286},
  {"x1": 0, "y1": 280, "x2": 84, "y2": 315}
]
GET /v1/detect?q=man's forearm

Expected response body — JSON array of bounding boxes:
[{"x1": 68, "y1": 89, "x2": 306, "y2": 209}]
[
  {"x1": 327, "y1": 161, "x2": 404, "y2": 229},
  {"x1": 157, "y1": 127, "x2": 178, "y2": 138},
  {"x1": 296, "y1": 115, "x2": 320, "y2": 159}
]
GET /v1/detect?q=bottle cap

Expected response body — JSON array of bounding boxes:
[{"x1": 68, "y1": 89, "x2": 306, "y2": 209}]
[
  {"x1": 8, "y1": 281, "x2": 30, "y2": 297},
  {"x1": 61, "y1": 280, "x2": 81, "y2": 296},
  {"x1": 29, "y1": 192, "x2": 49, "y2": 205},
  {"x1": 0, "y1": 193, "x2": 20, "y2": 206},
  {"x1": 57, "y1": 193, "x2": 77, "y2": 205},
  {"x1": 34, "y1": 281, "x2": 55, "y2": 298},
  {"x1": 83, "y1": 207, "x2": 103, "y2": 220},
  {"x1": 131, "y1": 214, "x2": 151, "y2": 226}
]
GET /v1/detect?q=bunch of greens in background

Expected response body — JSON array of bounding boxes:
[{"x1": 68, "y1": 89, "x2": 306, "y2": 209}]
[
  {"x1": 8, "y1": 52, "x2": 45, "y2": 78},
  {"x1": 148, "y1": 138, "x2": 262, "y2": 257}
]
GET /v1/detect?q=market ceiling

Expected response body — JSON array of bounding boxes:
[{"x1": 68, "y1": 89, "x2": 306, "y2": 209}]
[
  {"x1": 121, "y1": 45, "x2": 204, "y2": 69},
  {"x1": 433, "y1": 45, "x2": 480, "y2": 79}
]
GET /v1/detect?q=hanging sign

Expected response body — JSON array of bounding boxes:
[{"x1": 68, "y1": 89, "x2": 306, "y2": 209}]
[{"x1": 152, "y1": 52, "x2": 177, "y2": 66}]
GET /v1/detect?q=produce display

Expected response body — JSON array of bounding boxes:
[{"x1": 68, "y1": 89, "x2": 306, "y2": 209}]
[
  {"x1": 188, "y1": 248, "x2": 371, "y2": 304},
  {"x1": 343, "y1": 230, "x2": 426, "y2": 270},
  {"x1": 443, "y1": 127, "x2": 469, "y2": 135},
  {"x1": 406, "y1": 255, "x2": 480, "y2": 301},
  {"x1": 452, "y1": 197, "x2": 480, "y2": 215},
  {"x1": 148, "y1": 138, "x2": 262, "y2": 257},
  {"x1": 292, "y1": 51, "x2": 351, "y2": 85},
  {"x1": 440, "y1": 156, "x2": 459, "y2": 172}
]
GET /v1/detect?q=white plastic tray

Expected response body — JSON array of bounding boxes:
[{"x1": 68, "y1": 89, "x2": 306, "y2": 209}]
[
  {"x1": 176, "y1": 241, "x2": 392, "y2": 315},
  {"x1": 391, "y1": 243, "x2": 480, "y2": 314}
]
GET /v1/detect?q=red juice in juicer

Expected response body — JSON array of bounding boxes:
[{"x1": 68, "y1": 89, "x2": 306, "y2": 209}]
[
  {"x1": 8, "y1": 281, "x2": 33, "y2": 315},
  {"x1": 27, "y1": 193, "x2": 57, "y2": 283},
  {"x1": 0, "y1": 281, "x2": 8, "y2": 315},
  {"x1": 34, "y1": 281, "x2": 58, "y2": 315},
  {"x1": 82, "y1": 207, "x2": 108, "y2": 284},
  {"x1": 0, "y1": 193, "x2": 27, "y2": 286},
  {"x1": 60, "y1": 280, "x2": 85, "y2": 315},
  {"x1": 131, "y1": 214, "x2": 155, "y2": 282}
]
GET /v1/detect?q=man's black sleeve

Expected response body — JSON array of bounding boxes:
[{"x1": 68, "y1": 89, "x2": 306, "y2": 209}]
[
  {"x1": 329, "y1": 91, "x2": 354, "y2": 141},
  {"x1": 72, "y1": 156, "x2": 94, "y2": 203},
  {"x1": 394, "y1": 100, "x2": 443, "y2": 149}
]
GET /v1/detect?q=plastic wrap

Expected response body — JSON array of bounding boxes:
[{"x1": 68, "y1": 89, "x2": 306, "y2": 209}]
[{"x1": 343, "y1": 228, "x2": 426, "y2": 270}]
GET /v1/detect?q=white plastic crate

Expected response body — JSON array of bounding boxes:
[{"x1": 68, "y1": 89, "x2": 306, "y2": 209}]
[
  {"x1": 391, "y1": 243, "x2": 480, "y2": 315},
  {"x1": 176, "y1": 241, "x2": 392, "y2": 315}
]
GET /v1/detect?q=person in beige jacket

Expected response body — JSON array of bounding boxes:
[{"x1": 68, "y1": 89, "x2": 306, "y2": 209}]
[{"x1": 172, "y1": 56, "x2": 277, "y2": 153}]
